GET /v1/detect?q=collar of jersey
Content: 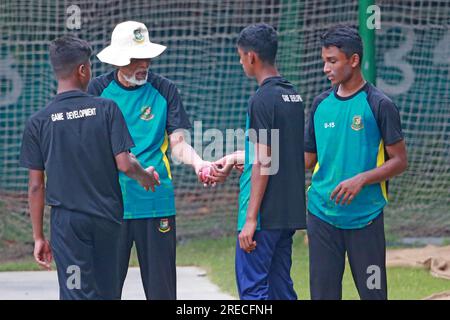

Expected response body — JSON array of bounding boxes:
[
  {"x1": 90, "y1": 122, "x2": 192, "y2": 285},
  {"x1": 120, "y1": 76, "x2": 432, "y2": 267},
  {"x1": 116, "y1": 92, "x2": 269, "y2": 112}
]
[
  {"x1": 260, "y1": 75, "x2": 283, "y2": 87},
  {"x1": 53, "y1": 90, "x2": 88, "y2": 101},
  {"x1": 333, "y1": 82, "x2": 369, "y2": 101}
]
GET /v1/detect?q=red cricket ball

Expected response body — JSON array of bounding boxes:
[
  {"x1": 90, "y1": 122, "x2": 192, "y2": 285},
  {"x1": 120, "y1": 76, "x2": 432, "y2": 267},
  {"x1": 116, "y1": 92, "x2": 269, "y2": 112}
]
[{"x1": 200, "y1": 166, "x2": 211, "y2": 183}]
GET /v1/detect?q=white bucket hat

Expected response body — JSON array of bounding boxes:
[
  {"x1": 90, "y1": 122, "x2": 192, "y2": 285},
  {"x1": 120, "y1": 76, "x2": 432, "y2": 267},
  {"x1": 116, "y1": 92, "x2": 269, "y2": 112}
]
[{"x1": 97, "y1": 21, "x2": 166, "y2": 66}]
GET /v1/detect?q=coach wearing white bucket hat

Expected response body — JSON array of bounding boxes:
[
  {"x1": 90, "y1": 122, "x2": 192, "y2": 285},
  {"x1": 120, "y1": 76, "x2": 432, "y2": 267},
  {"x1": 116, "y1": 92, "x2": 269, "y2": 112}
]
[
  {"x1": 97, "y1": 21, "x2": 166, "y2": 67},
  {"x1": 88, "y1": 21, "x2": 220, "y2": 300}
]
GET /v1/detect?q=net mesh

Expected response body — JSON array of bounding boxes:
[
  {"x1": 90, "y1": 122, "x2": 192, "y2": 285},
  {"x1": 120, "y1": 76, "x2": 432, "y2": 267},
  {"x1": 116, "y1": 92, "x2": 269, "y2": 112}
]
[{"x1": 0, "y1": 0, "x2": 449, "y2": 257}]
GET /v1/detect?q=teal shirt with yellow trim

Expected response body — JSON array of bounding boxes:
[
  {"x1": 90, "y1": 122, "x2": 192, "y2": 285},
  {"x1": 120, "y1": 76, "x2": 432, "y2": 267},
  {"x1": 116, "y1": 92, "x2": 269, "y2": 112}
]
[
  {"x1": 88, "y1": 71, "x2": 191, "y2": 219},
  {"x1": 304, "y1": 83, "x2": 404, "y2": 229}
]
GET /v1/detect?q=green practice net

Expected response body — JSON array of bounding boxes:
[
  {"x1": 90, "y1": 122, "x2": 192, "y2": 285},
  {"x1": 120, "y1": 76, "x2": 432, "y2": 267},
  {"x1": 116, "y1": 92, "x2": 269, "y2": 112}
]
[{"x1": 0, "y1": 0, "x2": 449, "y2": 258}]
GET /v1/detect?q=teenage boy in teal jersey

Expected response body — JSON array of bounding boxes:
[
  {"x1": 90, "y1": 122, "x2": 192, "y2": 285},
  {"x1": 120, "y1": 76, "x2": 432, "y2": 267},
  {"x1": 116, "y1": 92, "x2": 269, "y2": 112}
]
[
  {"x1": 88, "y1": 21, "x2": 218, "y2": 300},
  {"x1": 304, "y1": 25, "x2": 408, "y2": 300},
  {"x1": 215, "y1": 23, "x2": 306, "y2": 300}
]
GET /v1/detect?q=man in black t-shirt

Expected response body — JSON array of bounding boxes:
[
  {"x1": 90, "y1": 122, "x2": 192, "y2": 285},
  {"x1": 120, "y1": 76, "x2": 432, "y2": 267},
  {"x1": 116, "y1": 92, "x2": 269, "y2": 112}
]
[
  {"x1": 214, "y1": 24, "x2": 306, "y2": 300},
  {"x1": 19, "y1": 35, "x2": 159, "y2": 300}
]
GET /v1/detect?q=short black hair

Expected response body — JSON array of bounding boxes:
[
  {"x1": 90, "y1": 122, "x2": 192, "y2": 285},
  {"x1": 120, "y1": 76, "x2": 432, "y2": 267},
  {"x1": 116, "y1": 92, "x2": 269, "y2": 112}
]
[
  {"x1": 49, "y1": 35, "x2": 92, "y2": 78},
  {"x1": 320, "y1": 25, "x2": 363, "y2": 65},
  {"x1": 237, "y1": 23, "x2": 278, "y2": 65}
]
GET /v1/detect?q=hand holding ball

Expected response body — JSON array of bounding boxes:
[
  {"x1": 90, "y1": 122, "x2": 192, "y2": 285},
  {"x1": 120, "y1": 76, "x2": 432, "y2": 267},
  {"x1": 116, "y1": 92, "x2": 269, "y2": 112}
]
[
  {"x1": 200, "y1": 166, "x2": 211, "y2": 183},
  {"x1": 153, "y1": 170, "x2": 160, "y2": 184}
]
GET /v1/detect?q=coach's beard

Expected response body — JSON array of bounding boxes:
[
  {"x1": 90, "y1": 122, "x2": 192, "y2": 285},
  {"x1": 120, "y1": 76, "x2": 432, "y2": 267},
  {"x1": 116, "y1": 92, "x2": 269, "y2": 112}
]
[{"x1": 123, "y1": 69, "x2": 148, "y2": 86}]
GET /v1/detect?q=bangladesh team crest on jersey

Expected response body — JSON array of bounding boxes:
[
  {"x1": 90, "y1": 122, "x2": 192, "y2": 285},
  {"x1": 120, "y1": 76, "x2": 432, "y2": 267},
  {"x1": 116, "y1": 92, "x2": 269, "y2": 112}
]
[
  {"x1": 159, "y1": 218, "x2": 171, "y2": 233},
  {"x1": 133, "y1": 28, "x2": 145, "y2": 43},
  {"x1": 351, "y1": 115, "x2": 364, "y2": 131},
  {"x1": 140, "y1": 106, "x2": 154, "y2": 121}
]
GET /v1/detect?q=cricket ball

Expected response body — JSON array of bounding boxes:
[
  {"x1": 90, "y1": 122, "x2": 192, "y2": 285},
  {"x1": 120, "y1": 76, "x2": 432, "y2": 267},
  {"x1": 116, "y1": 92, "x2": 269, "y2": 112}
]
[{"x1": 200, "y1": 166, "x2": 211, "y2": 182}]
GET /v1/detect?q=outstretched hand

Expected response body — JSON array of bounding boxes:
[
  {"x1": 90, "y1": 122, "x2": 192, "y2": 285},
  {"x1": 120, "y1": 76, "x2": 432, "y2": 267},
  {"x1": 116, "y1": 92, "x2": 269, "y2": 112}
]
[
  {"x1": 195, "y1": 161, "x2": 216, "y2": 187},
  {"x1": 196, "y1": 163, "x2": 227, "y2": 187},
  {"x1": 211, "y1": 153, "x2": 242, "y2": 181},
  {"x1": 195, "y1": 153, "x2": 243, "y2": 187},
  {"x1": 234, "y1": 163, "x2": 244, "y2": 173}
]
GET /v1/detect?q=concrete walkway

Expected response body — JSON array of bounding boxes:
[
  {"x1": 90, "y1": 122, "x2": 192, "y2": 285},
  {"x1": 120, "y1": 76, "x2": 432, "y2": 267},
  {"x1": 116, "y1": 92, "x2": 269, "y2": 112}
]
[{"x1": 0, "y1": 267, "x2": 235, "y2": 300}]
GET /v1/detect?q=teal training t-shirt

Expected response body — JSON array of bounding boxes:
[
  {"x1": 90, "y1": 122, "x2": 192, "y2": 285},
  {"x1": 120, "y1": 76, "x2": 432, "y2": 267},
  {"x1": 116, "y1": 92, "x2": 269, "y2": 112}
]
[
  {"x1": 238, "y1": 115, "x2": 260, "y2": 231},
  {"x1": 238, "y1": 76, "x2": 306, "y2": 231},
  {"x1": 304, "y1": 83, "x2": 404, "y2": 229},
  {"x1": 88, "y1": 71, "x2": 191, "y2": 219}
]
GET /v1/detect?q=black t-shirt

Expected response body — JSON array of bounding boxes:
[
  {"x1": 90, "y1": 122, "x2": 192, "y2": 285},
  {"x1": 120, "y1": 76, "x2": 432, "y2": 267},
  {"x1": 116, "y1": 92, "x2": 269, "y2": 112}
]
[
  {"x1": 19, "y1": 90, "x2": 135, "y2": 224},
  {"x1": 247, "y1": 76, "x2": 306, "y2": 230}
]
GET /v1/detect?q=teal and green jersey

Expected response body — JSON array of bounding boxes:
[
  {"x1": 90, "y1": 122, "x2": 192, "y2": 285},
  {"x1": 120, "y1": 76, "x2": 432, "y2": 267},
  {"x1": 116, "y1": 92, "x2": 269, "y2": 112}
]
[
  {"x1": 305, "y1": 83, "x2": 404, "y2": 229},
  {"x1": 88, "y1": 71, "x2": 191, "y2": 219},
  {"x1": 238, "y1": 115, "x2": 261, "y2": 231}
]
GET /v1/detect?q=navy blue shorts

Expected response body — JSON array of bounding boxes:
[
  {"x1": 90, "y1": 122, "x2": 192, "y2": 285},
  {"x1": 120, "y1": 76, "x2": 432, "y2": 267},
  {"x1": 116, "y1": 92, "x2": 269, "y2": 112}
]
[
  {"x1": 307, "y1": 211, "x2": 387, "y2": 300},
  {"x1": 235, "y1": 229, "x2": 297, "y2": 300}
]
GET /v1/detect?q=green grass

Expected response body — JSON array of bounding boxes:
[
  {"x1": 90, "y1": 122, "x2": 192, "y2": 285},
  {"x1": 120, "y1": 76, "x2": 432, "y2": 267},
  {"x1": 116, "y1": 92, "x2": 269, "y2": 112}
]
[
  {"x1": 177, "y1": 233, "x2": 450, "y2": 300},
  {"x1": 1, "y1": 233, "x2": 449, "y2": 299},
  {"x1": 177, "y1": 236, "x2": 237, "y2": 295},
  {"x1": 0, "y1": 258, "x2": 46, "y2": 272}
]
